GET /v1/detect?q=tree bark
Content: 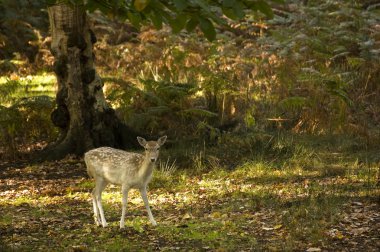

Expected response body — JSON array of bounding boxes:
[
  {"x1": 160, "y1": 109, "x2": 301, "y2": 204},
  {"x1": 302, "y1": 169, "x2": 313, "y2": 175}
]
[{"x1": 45, "y1": 4, "x2": 136, "y2": 159}]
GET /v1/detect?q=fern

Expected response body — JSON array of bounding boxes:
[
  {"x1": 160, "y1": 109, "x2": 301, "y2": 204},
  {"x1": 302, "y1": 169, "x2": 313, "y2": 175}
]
[
  {"x1": 279, "y1": 97, "x2": 309, "y2": 111},
  {"x1": 0, "y1": 0, "x2": 48, "y2": 61},
  {"x1": 146, "y1": 106, "x2": 171, "y2": 115},
  {"x1": 12, "y1": 95, "x2": 55, "y2": 110},
  {"x1": 0, "y1": 79, "x2": 23, "y2": 104},
  {"x1": 0, "y1": 105, "x2": 21, "y2": 124},
  {"x1": 182, "y1": 108, "x2": 218, "y2": 118}
]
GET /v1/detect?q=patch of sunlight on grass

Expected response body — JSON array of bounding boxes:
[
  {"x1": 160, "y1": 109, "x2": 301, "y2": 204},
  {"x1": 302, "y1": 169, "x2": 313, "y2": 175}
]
[
  {"x1": 100, "y1": 189, "x2": 146, "y2": 205},
  {"x1": 0, "y1": 73, "x2": 54, "y2": 85},
  {"x1": 197, "y1": 178, "x2": 224, "y2": 190},
  {"x1": 167, "y1": 191, "x2": 198, "y2": 204},
  {"x1": 348, "y1": 163, "x2": 379, "y2": 185},
  {"x1": 230, "y1": 161, "x2": 319, "y2": 184},
  {"x1": 124, "y1": 217, "x2": 146, "y2": 232},
  {"x1": 101, "y1": 191, "x2": 121, "y2": 203},
  {"x1": 0, "y1": 73, "x2": 56, "y2": 98},
  {"x1": 28, "y1": 73, "x2": 56, "y2": 85},
  {"x1": 65, "y1": 192, "x2": 89, "y2": 201},
  {"x1": 23, "y1": 74, "x2": 57, "y2": 93},
  {"x1": 77, "y1": 180, "x2": 94, "y2": 190},
  {"x1": 231, "y1": 161, "x2": 269, "y2": 178},
  {"x1": 37, "y1": 195, "x2": 72, "y2": 205},
  {"x1": 11, "y1": 196, "x2": 36, "y2": 206},
  {"x1": 155, "y1": 192, "x2": 176, "y2": 205},
  {"x1": 128, "y1": 195, "x2": 144, "y2": 205}
]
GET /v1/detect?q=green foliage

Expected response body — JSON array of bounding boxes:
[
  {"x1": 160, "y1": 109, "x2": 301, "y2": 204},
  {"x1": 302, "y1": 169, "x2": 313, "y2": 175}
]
[
  {"x1": 183, "y1": 108, "x2": 218, "y2": 118},
  {"x1": 0, "y1": 95, "x2": 57, "y2": 158},
  {"x1": 0, "y1": 76, "x2": 57, "y2": 158},
  {"x1": 0, "y1": 79, "x2": 21, "y2": 104},
  {"x1": 2, "y1": 0, "x2": 380, "y2": 157},
  {"x1": 46, "y1": 0, "x2": 275, "y2": 41},
  {"x1": 199, "y1": 17, "x2": 216, "y2": 41},
  {"x1": 78, "y1": 0, "x2": 379, "y2": 144},
  {"x1": 279, "y1": 96, "x2": 309, "y2": 111},
  {"x1": 257, "y1": 0, "x2": 380, "y2": 134},
  {"x1": 134, "y1": 0, "x2": 150, "y2": 12},
  {"x1": 106, "y1": 77, "x2": 218, "y2": 135},
  {"x1": 0, "y1": 0, "x2": 49, "y2": 62},
  {"x1": 97, "y1": 25, "x2": 251, "y2": 137}
]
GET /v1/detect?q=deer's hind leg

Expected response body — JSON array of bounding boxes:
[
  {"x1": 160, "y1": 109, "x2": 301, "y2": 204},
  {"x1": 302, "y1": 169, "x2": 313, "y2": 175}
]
[
  {"x1": 92, "y1": 188, "x2": 101, "y2": 226},
  {"x1": 93, "y1": 177, "x2": 108, "y2": 227}
]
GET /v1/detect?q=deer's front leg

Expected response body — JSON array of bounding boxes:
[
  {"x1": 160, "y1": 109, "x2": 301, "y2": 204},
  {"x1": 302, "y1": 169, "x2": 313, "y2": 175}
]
[
  {"x1": 120, "y1": 185, "x2": 130, "y2": 229},
  {"x1": 140, "y1": 187, "x2": 157, "y2": 226}
]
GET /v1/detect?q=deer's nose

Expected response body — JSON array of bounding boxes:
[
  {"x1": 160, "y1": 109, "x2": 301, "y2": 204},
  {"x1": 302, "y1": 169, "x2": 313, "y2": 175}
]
[{"x1": 150, "y1": 158, "x2": 156, "y2": 162}]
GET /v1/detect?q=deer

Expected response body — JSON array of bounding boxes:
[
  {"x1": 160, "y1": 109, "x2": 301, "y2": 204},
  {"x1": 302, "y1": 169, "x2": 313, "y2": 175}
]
[{"x1": 84, "y1": 136, "x2": 167, "y2": 228}]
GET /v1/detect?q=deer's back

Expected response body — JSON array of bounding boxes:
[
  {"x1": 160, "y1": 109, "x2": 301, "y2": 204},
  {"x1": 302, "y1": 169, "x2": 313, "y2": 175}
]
[{"x1": 84, "y1": 147, "x2": 144, "y2": 185}]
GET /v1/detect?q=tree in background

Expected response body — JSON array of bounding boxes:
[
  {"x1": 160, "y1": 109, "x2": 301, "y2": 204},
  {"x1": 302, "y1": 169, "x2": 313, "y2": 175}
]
[{"x1": 45, "y1": 0, "x2": 277, "y2": 158}]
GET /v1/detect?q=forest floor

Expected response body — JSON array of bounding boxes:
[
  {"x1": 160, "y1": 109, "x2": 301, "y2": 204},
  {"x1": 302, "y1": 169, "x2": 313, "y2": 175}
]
[{"x1": 0, "y1": 136, "x2": 379, "y2": 251}]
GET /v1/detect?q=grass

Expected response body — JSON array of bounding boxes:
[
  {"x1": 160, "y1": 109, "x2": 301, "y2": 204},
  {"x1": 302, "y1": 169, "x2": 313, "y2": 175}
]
[
  {"x1": 0, "y1": 72, "x2": 56, "y2": 106},
  {"x1": 0, "y1": 134, "x2": 379, "y2": 251}
]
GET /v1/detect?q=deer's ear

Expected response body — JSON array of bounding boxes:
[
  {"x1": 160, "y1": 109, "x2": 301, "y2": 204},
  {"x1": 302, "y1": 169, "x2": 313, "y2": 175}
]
[
  {"x1": 158, "y1": 136, "x2": 167, "y2": 146},
  {"x1": 137, "y1": 137, "x2": 147, "y2": 147}
]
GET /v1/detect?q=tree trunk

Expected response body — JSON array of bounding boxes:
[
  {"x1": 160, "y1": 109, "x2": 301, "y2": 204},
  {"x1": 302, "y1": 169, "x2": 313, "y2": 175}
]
[{"x1": 45, "y1": 4, "x2": 136, "y2": 159}]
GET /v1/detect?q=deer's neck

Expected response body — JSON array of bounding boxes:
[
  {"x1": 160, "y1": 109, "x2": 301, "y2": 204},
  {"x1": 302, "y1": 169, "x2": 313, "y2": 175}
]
[{"x1": 138, "y1": 158, "x2": 155, "y2": 182}]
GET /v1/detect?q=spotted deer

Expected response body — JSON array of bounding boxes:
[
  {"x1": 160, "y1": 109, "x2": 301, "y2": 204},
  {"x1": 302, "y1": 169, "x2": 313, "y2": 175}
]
[{"x1": 84, "y1": 136, "x2": 167, "y2": 228}]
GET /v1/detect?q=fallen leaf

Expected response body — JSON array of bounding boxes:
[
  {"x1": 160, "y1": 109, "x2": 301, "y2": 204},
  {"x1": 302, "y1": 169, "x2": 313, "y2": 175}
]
[
  {"x1": 306, "y1": 248, "x2": 321, "y2": 252},
  {"x1": 336, "y1": 230, "x2": 345, "y2": 239},
  {"x1": 182, "y1": 213, "x2": 192, "y2": 220},
  {"x1": 273, "y1": 224, "x2": 283, "y2": 230},
  {"x1": 262, "y1": 226, "x2": 274, "y2": 231}
]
